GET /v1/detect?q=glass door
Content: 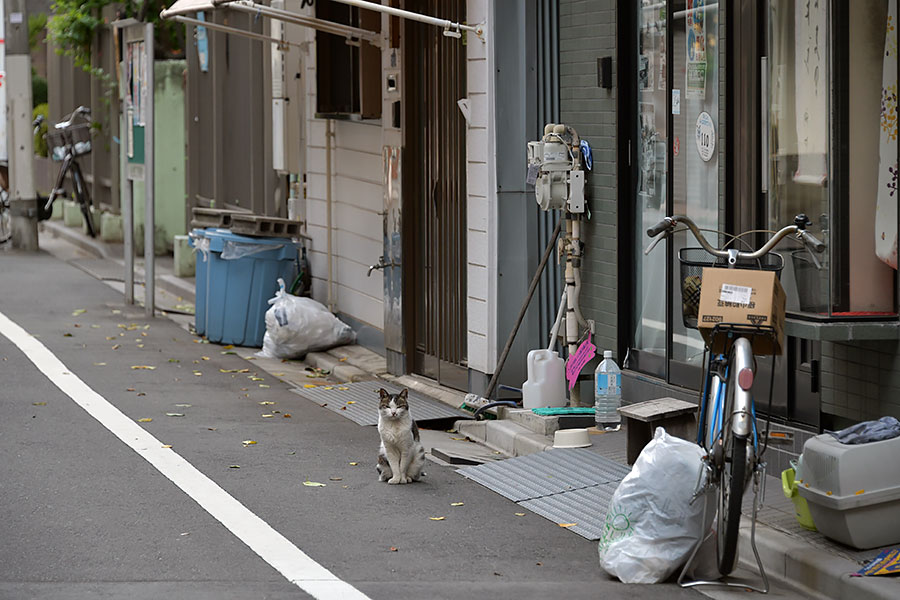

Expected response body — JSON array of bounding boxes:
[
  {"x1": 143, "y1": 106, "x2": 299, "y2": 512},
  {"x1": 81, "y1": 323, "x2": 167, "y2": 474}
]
[{"x1": 631, "y1": 0, "x2": 724, "y2": 388}]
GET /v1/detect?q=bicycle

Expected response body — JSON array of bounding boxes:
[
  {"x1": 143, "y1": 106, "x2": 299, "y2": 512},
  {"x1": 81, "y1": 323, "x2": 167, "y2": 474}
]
[
  {"x1": 34, "y1": 106, "x2": 96, "y2": 237},
  {"x1": 0, "y1": 160, "x2": 9, "y2": 243},
  {"x1": 645, "y1": 213, "x2": 825, "y2": 588}
]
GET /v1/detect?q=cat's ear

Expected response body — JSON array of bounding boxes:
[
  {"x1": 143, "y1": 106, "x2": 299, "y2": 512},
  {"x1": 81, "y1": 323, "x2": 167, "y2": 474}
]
[
  {"x1": 399, "y1": 388, "x2": 408, "y2": 400},
  {"x1": 377, "y1": 388, "x2": 389, "y2": 399}
]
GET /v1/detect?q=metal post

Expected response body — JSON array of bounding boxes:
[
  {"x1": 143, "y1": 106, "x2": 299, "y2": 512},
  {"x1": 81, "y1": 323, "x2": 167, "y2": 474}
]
[
  {"x1": 4, "y1": 0, "x2": 38, "y2": 250},
  {"x1": 143, "y1": 22, "x2": 155, "y2": 317}
]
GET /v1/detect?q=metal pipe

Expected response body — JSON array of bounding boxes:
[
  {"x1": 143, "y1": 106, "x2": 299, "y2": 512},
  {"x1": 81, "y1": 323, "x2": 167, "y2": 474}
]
[
  {"x1": 227, "y1": 1, "x2": 381, "y2": 45},
  {"x1": 328, "y1": 0, "x2": 483, "y2": 39},
  {"x1": 547, "y1": 290, "x2": 567, "y2": 350},
  {"x1": 326, "y1": 119, "x2": 334, "y2": 313},
  {"x1": 171, "y1": 14, "x2": 301, "y2": 48},
  {"x1": 565, "y1": 217, "x2": 581, "y2": 406},
  {"x1": 144, "y1": 22, "x2": 155, "y2": 318}
]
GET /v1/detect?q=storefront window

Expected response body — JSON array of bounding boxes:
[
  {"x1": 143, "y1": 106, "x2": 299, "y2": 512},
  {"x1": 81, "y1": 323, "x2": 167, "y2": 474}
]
[
  {"x1": 632, "y1": 0, "x2": 722, "y2": 384},
  {"x1": 768, "y1": 0, "x2": 898, "y2": 317}
]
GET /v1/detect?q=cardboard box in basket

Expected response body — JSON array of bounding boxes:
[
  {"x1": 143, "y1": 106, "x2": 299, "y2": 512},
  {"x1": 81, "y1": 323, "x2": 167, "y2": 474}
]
[{"x1": 696, "y1": 267, "x2": 786, "y2": 355}]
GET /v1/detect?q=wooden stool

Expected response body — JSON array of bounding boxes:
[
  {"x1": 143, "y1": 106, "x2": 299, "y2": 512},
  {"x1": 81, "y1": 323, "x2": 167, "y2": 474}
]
[{"x1": 617, "y1": 398, "x2": 698, "y2": 465}]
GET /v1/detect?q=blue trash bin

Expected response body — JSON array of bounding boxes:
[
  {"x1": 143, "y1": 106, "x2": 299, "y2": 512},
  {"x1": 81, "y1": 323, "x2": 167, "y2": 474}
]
[{"x1": 189, "y1": 228, "x2": 298, "y2": 347}]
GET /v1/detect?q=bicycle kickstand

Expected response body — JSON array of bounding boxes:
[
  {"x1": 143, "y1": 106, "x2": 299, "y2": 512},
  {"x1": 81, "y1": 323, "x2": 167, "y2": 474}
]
[{"x1": 677, "y1": 460, "x2": 770, "y2": 593}]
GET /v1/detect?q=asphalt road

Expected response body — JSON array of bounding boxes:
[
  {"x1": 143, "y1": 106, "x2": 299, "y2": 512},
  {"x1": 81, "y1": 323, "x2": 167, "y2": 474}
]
[{"x1": 0, "y1": 246, "x2": 709, "y2": 600}]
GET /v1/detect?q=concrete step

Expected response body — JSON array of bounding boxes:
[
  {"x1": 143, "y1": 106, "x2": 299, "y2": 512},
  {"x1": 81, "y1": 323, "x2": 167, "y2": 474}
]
[{"x1": 304, "y1": 351, "x2": 370, "y2": 382}]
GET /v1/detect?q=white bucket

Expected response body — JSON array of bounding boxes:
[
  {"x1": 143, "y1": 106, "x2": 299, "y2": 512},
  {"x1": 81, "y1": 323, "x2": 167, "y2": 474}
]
[{"x1": 521, "y1": 349, "x2": 566, "y2": 409}]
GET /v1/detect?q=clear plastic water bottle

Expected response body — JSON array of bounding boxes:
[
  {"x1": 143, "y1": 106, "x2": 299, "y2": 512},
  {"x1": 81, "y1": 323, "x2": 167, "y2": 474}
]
[{"x1": 594, "y1": 350, "x2": 622, "y2": 431}]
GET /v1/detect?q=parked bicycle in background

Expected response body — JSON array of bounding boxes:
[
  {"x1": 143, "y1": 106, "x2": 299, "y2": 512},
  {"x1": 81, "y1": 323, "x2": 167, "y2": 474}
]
[
  {"x1": 646, "y1": 213, "x2": 825, "y2": 589},
  {"x1": 32, "y1": 106, "x2": 96, "y2": 237}
]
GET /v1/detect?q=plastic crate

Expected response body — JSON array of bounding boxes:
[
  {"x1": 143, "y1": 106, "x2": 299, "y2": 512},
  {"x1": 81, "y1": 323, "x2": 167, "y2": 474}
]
[
  {"x1": 797, "y1": 432, "x2": 900, "y2": 549},
  {"x1": 190, "y1": 228, "x2": 298, "y2": 346}
]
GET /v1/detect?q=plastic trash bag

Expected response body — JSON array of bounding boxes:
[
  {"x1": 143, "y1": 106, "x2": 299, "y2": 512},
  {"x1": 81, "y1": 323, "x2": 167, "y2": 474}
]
[
  {"x1": 257, "y1": 279, "x2": 356, "y2": 359},
  {"x1": 598, "y1": 427, "x2": 712, "y2": 584},
  {"x1": 189, "y1": 231, "x2": 211, "y2": 262},
  {"x1": 221, "y1": 240, "x2": 285, "y2": 260},
  {"x1": 827, "y1": 415, "x2": 900, "y2": 445}
]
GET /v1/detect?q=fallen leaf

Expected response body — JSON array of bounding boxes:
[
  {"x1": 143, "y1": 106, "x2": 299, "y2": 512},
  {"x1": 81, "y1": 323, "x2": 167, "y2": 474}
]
[
  {"x1": 339, "y1": 357, "x2": 348, "y2": 362},
  {"x1": 111, "y1": 309, "x2": 121, "y2": 314},
  {"x1": 337, "y1": 387, "x2": 349, "y2": 391},
  {"x1": 106, "y1": 336, "x2": 116, "y2": 340},
  {"x1": 174, "y1": 403, "x2": 192, "y2": 408},
  {"x1": 261, "y1": 414, "x2": 274, "y2": 418},
  {"x1": 131, "y1": 365, "x2": 156, "y2": 370},
  {"x1": 303, "y1": 480, "x2": 327, "y2": 487},
  {"x1": 73, "y1": 324, "x2": 81, "y2": 328},
  {"x1": 259, "y1": 384, "x2": 270, "y2": 389},
  {"x1": 429, "y1": 517, "x2": 446, "y2": 521},
  {"x1": 168, "y1": 358, "x2": 180, "y2": 363},
  {"x1": 250, "y1": 376, "x2": 264, "y2": 381},
  {"x1": 72, "y1": 309, "x2": 87, "y2": 316},
  {"x1": 346, "y1": 401, "x2": 356, "y2": 405},
  {"x1": 126, "y1": 388, "x2": 136, "y2": 392},
  {"x1": 208, "y1": 427, "x2": 217, "y2": 431},
  {"x1": 329, "y1": 477, "x2": 343, "y2": 481},
  {"x1": 259, "y1": 401, "x2": 276, "y2": 405},
  {"x1": 222, "y1": 344, "x2": 234, "y2": 350},
  {"x1": 162, "y1": 444, "x2": 173, "y2": 449},
  {"x1": 112, "y1": 344, "x2": 120, "y2": 350},
  {"x1": 450, "y1": 502, "x2": 464, "y2": 507},
  {"x1": 272, "y1": 372, "x2": 285, "y2": 376},
  {"x1": 138, "y1": 418, "x2": 153, "y2": 422},
  {"x1": 242, "y1": 440, "x2": 257, "y2": 446},
  {"x1": 141, "y1": 332, "x2": 148, "y2": 337},
  {"x1": 137, "y1": 392, "x2": 146, "y2": 397},
  {"x1": 303, "y1": 384, "x2": 317, "y2": 388},
  {"x1": 241, "y1": 388, "x2": 249, "y2": 391},
  {"x1": 201, "y1": 356, "x2": 210, "y2": 361},
  {"x1": 166, "y1": 413, "x2": 185, "y2": 417},
  {"x1": 349, "y1": 462, "x2": 358, "y2": 466},
  {"x1": 515, "y1": 513, "x2": 526, "y2": 517},
  {"x1": 221, "y1": 351, "x2": 237, "y2": 355},
  {"x1": 450, "y1": 437, "x2": 468, "y2": 441},
  {"x1": 94, "y1": 362, "x2": 106, "y2": 366},
  {"x1": 558, "y1": 523, "x2": 577, "y2": 528},
  {"x1": 91, "y1": 324, "x2": 100, "y2": 329},
  {"x1": 143, "y1": 325, "x2": 150, "y2": 330},
  {"x1": 229, "y1": 465, "x2": 241, "y2": 469},
  {"x1": 32, "y1": 402, "x2": 47, "y2": 406},
  {"x1": 136, "y1": 344, "x2": 144, "y2": 348},
  {"x1": 389, "y1": 547, "x2": 398, "y2": 552},
  {"x1": 283, "y1": 413, "x2": 292, "y2": 418},
  {"x1": 220, "y1": 368, "x2": 237, "y2": 373},
  {"x1": 63, "y1": 333, "x2": 73, "y2": 337},
  {"x1": 193, "y1": 371, "x2": 202, "y2": 376},
  {"x1": 237, "y1": 368, "x2": 250, "y2": 373}
]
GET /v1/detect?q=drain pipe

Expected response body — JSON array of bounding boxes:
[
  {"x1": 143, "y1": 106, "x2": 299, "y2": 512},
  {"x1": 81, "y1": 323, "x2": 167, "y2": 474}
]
[{"x1": 326, "y1": 119, "x2": 335, "y2": 313}]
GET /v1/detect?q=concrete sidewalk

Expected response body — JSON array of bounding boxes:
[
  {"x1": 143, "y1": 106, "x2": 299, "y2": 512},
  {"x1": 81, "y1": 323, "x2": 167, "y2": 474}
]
[{"x1": 37, "y1": 219, "x2": 900, "y2": 600}]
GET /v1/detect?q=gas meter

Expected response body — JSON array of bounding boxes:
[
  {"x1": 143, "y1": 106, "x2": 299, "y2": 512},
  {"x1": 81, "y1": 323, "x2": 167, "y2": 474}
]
[{"x1": 526, "y1": 124, "x2": 585, "y2": 213}]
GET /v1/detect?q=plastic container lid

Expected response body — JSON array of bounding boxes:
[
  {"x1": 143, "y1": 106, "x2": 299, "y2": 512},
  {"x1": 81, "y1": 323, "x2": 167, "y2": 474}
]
[{"x1": 603, "y1": 350, "x2": 612, "y2": 359}]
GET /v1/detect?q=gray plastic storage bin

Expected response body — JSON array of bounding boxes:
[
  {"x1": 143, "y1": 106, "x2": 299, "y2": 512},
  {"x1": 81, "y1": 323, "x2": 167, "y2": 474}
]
[{"x1": 796, "y1": 432, "x2": 900, "y2": 549}]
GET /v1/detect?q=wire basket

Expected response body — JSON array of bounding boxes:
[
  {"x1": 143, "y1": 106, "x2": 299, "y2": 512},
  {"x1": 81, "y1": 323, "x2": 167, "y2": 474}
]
[
  {"x1": 45, "y1": 123, "x2": 92, "y2": 162},
  {"x1": 678, "y1": 247, "x2": 784, "y2": 329}
]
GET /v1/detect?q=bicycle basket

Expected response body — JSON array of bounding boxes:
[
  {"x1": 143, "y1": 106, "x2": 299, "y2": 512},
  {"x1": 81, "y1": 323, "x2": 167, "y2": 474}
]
[
  {"x1": 66, "y1": 123, "x2": 93, "y2": 157},
  {"x1": 678, "y1": 247, "x2": 784, "y2": 329},
  {"x1": 46, "y1": 130, "x2": 68, "y2": 162}
]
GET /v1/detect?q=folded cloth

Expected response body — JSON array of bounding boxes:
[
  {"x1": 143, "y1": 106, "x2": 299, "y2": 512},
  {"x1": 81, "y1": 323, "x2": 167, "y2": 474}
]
[{"x1": 827, "y1": 416, "x2": 900, "y2": 445}]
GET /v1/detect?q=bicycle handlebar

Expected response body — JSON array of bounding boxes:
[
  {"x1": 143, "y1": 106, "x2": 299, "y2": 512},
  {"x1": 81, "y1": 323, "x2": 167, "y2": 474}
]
[
  {"x1": 645, "y1": 214, "x2": 826, "y2": 261},
  {"x1": 54, "y1": 106, "x2": 91, "y2": 130}
]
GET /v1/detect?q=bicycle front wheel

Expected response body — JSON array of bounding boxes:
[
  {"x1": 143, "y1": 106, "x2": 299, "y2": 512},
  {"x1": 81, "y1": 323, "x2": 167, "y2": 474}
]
[{"x1": 717, "y1": 427, "x2": 748, "y2": 575}]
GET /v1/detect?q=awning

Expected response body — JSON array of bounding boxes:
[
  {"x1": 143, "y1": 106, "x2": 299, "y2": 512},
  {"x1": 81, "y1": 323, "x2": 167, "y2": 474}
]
[
  {"x1": 160, "y1": 0, "x2": 382, "y2": 47},
  {"x1": 160, "y1": 0, "x2": 483, "y2": 44}
]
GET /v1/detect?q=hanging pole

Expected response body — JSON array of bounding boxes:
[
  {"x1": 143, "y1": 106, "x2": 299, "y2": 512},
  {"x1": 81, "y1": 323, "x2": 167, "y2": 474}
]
[
  {"x1": 327, "y1": 0, "x2": 484, "y2": 40},
  {"x1": 144, "y1": 21, "x2": 155, "y2": 318}
]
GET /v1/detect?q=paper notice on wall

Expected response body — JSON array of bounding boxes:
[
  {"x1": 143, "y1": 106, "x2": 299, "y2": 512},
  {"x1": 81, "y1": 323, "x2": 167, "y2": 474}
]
[
  {"x1": 875, "y1": 0, "x2": 898, "y2": 269},
  {"x1": 685, "y1": 0, "x2": 707, "y2": 99}
]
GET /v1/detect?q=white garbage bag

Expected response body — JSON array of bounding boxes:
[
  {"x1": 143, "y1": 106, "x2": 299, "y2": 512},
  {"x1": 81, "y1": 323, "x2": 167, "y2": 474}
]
[
  {"x1": 257, "y1": 279, "x2": 356, "y2": 359},
  {"x1": 598, "y1": 427, "x2": 712, "y2": 584}
]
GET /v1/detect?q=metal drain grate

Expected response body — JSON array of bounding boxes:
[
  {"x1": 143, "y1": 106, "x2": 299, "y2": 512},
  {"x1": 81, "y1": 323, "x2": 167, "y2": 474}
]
[
  {"x1": 292, "y1": 380, "x2": 467, "y2": 426},
  {"x1": 456, "y1": 448, "x2": 631, "y2": 502},
  {"x1": 518, "y1": 483, "x2": 619, "y2": 540}
]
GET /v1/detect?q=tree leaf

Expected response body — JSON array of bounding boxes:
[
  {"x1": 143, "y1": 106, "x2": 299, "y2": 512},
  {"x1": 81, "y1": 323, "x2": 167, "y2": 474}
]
[
  {"x1": 429, "y1": 517, "x2": 446, "y2": 521},
  {"x1": 242, "y1": 440, "x2": 257, "y2": 446},
  {"x1": 130, "y1": 365, "x2": 156, "y2": 370},
  {"x1": 138, "y1": 418, "x2": 153, "y2": 422},
  {"x1": 450, "y1": 502, "x2": 464, "y2": 507},
  {"x1": 72, "y1": 309, "x2": 86, "y2": 316},
  {"x1": 303, "y1": 480, "x2": 327, "y2": 487}
]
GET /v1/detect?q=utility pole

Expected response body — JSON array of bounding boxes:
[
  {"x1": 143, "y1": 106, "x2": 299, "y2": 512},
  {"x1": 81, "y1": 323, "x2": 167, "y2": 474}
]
[{"x1": 4, "y1": 0, "x2": 38, "y2": 250}]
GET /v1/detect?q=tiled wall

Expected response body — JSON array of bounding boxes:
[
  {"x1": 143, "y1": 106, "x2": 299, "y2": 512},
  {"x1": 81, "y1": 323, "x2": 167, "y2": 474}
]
[{"x1": 820, "y1": 340, "x2": 900, "y2": 423}]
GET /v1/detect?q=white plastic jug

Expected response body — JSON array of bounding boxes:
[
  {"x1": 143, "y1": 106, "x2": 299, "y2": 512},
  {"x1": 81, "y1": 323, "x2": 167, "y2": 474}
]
[{"x1": 522, "y1": 349, "x2": 567, "y2": 409}]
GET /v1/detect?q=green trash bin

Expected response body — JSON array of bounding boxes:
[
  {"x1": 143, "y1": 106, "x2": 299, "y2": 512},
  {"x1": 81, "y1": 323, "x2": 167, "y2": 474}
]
[{"x1": 782, "y1": 466, "x2": 817, "y2": 531}]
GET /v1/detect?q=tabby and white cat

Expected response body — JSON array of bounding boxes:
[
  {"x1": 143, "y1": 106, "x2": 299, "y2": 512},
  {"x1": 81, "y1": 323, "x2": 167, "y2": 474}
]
[{"x1": 376, "y1": 388, "x2": 425, "y2": 484}]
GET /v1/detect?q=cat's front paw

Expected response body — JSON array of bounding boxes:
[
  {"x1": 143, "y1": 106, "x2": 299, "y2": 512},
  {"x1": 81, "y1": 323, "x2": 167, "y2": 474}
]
[
  {"x1": 387, "y1": 476, "x2": 402, "y2": 484},
  {"x1": 401, "y1": 476, "x2": 412, "y2": 484}
]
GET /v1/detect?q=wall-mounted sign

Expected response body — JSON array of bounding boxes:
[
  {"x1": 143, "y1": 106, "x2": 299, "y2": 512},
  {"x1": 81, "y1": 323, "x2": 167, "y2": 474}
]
[
  {"x1": 695, "y1": 111, "x2": 715, "y2": 162},
  {"x1": 672, "y1": 89, "x2": 681, "y2": 115}
]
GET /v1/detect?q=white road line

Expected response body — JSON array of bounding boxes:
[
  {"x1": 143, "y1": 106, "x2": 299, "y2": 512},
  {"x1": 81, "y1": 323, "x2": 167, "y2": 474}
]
[{"x1": 0, "y1": 310, "x2": 371, "y2": 600}]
